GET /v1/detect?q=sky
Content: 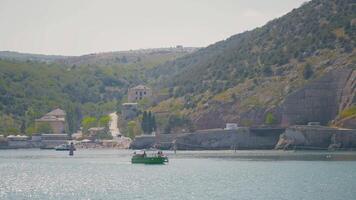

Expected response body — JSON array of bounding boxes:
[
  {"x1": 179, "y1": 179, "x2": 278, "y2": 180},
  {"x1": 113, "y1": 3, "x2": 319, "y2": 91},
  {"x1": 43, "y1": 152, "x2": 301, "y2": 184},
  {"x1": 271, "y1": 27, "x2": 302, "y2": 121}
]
[{"x1": 0, "y1": 0, "x2": 307, "y2": 56}]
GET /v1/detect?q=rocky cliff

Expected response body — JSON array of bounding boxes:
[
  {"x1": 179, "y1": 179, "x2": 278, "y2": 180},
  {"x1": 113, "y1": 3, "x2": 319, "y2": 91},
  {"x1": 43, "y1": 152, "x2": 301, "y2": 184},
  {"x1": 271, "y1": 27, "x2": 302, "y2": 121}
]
[
  {"x1": 275, "y1": 125, "x2": 356, "y2": 150},
  {"x1": 282, "y1": 67, "x2": 355, "y2": 126}
]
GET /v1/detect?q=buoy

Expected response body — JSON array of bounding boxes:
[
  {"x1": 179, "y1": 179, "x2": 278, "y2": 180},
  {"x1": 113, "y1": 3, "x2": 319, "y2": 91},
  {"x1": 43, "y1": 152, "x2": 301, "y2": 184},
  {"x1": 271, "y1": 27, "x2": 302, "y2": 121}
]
[{"x1": 69, "y1": 142, "x2": 75, "y2": 156}]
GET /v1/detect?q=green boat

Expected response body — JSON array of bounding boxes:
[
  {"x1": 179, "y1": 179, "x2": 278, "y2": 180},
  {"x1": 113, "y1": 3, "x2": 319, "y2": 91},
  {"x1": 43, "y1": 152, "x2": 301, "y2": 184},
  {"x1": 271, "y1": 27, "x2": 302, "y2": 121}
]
[{"x1": 131, "y1": 151, "x2": 168, "y2": 164}]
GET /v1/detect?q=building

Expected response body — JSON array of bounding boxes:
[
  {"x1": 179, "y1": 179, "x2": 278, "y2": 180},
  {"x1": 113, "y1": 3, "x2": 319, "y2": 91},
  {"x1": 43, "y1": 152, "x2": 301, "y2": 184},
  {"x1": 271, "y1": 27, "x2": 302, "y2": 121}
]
[
  {"x1": 224, "y1": 123, "x2": 239, "y2": 130},
  {"x1": 127, "y1": 85, "x2": 152, "y2": 102},
  {"x1": 35, "y1": 108, "x2": 66, "y2": 134}
]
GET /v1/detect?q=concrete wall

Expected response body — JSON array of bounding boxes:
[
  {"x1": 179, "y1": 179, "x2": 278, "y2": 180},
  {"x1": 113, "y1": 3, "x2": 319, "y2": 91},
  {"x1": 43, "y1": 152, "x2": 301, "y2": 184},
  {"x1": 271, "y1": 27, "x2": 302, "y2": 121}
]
[
  {"x1": 131, "y1": 128, "x2": 284, "y2": 150},
  {"x1": 130, "y1": 134, "x2": 178, "y2": 150},
  {"x1": 275, "y1": 125, "x2": 356, "y2": 150}
]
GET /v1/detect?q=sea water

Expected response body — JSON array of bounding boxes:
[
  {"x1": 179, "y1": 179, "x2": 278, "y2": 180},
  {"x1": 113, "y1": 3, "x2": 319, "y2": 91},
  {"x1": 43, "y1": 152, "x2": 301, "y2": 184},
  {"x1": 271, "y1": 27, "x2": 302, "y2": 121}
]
[{"x1": 0, "y1": 149, "x2": 356, "y2": 200}]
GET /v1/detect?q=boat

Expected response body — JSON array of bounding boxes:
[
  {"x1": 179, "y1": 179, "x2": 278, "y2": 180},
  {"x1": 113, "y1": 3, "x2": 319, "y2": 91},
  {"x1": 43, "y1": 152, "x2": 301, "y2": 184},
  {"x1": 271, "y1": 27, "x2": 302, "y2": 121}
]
[
  {"x1": 55, "y1": 143, "x2": 76, "y2": 151},
  {"x1": 131, "y1": 150, "x2": 168, "y2": 164}
]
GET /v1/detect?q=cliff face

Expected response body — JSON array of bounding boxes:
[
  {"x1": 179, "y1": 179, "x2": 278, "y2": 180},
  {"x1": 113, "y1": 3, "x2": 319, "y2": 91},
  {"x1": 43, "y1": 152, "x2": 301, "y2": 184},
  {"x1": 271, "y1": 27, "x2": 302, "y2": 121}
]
[
  {"x1": 282, "y1": 67, "x2": 355, "y2": 126},
  {"x1": 338, "y1": 69, "x2": 356, "y2": 112},
  {"x1": 275, "y1": 125, "x2": 356, "y2": 150}
]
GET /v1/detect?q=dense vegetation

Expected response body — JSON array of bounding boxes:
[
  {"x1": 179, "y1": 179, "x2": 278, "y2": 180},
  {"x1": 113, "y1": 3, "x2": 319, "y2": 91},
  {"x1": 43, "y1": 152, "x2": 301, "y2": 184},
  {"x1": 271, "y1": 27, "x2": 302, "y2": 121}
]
[
  {"x1": 0, "y1": 0, "x2": 354, "y2": 135},
  {"x1": 0, "y1": 48, "x2": 194, "y2": 136},
  {"x1": 141, "y1": 111, "x2": 156, "y2": 134},
  {"x1": 149, "y1": 0, "x2": 355, "y2": 129},
  {"x1": 153, "y1": 0, "x2": 355, "y2": 96}
]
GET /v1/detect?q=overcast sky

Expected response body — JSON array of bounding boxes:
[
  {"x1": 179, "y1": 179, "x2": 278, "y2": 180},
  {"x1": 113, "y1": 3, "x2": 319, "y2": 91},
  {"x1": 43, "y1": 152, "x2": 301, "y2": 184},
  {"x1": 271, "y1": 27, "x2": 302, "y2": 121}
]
[{"x1": 0, "y1": 0, "x2": 307, "y2": 56}]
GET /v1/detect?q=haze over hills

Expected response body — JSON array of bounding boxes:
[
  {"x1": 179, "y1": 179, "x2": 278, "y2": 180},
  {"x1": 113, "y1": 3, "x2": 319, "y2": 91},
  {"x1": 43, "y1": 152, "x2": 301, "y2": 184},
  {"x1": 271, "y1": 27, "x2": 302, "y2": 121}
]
[{"x1": 0, "y1": 0, "x2": 355, "y2": 136}]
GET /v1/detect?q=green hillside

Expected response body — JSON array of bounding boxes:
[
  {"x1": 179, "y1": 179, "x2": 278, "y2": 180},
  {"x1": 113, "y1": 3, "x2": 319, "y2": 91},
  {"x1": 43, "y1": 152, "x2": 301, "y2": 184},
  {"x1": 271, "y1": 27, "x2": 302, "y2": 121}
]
[
  {"x1": 0, "y1": 48, "x2": 195, "y2": 136},
  {"x1": 150, "y1": 0, "x2": 355, "y2": 130}
]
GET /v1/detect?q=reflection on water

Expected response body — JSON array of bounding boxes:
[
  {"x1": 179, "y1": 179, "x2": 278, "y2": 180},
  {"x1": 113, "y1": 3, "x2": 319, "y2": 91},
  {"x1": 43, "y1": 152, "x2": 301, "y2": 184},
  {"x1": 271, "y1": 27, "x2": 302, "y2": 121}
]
[{"x1": 1, "y1": 149, "x2": 356, "y2": 200}]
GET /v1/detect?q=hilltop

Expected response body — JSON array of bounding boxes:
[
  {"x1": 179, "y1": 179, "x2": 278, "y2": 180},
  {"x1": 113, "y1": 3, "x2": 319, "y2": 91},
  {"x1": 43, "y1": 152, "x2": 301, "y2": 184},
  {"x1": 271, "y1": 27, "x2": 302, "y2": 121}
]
[{"x1": 149, "y1": 0, "x2": 355, "y2": 131}]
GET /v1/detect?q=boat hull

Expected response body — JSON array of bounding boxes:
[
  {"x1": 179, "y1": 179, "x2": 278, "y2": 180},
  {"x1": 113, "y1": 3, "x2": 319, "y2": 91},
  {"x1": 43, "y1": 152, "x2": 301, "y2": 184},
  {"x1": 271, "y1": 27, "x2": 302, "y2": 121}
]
[{"x1": 131, "y1": 156, "x2": 168, "y2": 164}]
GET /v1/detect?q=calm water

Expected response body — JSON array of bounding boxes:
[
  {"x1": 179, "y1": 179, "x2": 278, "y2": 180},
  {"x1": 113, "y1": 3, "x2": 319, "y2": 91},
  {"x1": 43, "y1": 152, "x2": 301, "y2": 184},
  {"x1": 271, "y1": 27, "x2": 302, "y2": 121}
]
[{"x1": 1, "y1": 150, "x2": 356, "y2": 200}]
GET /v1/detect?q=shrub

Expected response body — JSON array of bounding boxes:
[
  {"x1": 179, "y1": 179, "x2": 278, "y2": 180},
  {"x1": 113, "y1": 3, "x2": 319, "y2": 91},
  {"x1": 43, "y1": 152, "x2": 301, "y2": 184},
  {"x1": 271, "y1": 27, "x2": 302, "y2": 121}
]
[
  {"x1": 303, "y1": 64, "x2": 313, "y2": 79},
  {"x1": 340, "y1": 106, "x2": 356, "y2": 119},
  {"x1": 265, "y1": 113, "x2": 277, "y2": 125}
]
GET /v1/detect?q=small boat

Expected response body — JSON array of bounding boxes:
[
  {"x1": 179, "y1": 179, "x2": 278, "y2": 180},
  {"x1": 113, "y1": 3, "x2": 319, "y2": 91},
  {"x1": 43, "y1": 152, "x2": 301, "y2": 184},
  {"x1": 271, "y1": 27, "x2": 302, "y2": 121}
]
[
  {"x1": 131, "y1": 150, "x2": 168, "y2": 164},
  {"x1": 55, "y1": 143, "x2": 76, "y2": 151}
]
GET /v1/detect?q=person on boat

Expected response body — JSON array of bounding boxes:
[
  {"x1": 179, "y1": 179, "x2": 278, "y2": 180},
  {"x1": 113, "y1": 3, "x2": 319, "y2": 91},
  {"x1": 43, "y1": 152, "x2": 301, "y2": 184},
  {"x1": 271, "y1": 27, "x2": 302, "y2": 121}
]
[
  {"x1": 143, "y1": 151, "x2": 146, "y2": 158},
  {"x1": 69, "y1": 142, "x2": 75, "y2": 156},
  {"x1": 158, "y1": 151, "x2": 163, "y2": 157}
]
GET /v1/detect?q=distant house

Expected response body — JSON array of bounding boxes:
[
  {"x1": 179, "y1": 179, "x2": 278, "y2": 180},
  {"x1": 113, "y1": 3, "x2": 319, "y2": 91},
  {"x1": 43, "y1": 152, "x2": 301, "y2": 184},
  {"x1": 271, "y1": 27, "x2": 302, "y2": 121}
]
[
  {"x1": 35, "y1": 108, "x2": 66, "y2": 134},
  {"x1": 128, "y1": 85, "x2": 152, "y2": 102}
]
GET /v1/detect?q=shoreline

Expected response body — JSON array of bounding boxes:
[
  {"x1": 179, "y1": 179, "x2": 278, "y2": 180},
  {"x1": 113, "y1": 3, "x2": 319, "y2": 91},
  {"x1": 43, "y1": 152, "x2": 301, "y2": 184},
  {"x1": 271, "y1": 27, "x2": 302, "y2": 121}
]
[{"x1": 1, "y1": 149, "x2": 356, "y2": 161}]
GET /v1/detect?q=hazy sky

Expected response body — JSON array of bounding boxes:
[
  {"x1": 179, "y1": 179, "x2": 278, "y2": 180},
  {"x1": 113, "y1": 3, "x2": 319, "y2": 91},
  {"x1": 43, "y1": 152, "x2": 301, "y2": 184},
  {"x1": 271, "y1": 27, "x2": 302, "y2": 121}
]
[{"x1": 0, "y1": 0, "x2": 307, "y2": 56}]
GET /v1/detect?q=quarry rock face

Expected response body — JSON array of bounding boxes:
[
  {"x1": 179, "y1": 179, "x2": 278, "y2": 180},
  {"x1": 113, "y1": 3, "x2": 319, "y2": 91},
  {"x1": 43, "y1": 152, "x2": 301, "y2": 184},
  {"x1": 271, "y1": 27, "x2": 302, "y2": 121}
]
[
  {"x1": 275, "y1": 125, "x2": 356, "y2": 150},
  {"x1": 281, "y1": 68, "x2": 355, "y2": 126},
  {"x1": 335, "y1": 116, "x2": 356, "y2": 129}
]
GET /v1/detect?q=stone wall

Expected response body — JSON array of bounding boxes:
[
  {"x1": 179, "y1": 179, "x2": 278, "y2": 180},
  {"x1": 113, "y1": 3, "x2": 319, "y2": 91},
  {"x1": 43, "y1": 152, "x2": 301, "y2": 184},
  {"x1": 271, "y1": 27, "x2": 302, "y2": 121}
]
[
  {"x1": 131, "y1": 128, "x2": 284, "y2": 150},
  {"x1": 130, "y1": 134, "x2": 178, "y2": 150},
  {"x1": 175, "y1": 128, "x2": 283, "y2": 150}
]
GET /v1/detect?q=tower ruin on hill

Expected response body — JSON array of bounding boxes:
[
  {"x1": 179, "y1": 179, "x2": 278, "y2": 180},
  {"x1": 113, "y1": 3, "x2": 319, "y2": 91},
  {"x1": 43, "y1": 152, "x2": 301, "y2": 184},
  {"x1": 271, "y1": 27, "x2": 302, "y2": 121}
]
[
  {"x1": 127, "y1": 85, "x2": 152, "y2": 103},
  {"x1": 35, "y1": 108, "x2": 66, "y2": 134}
]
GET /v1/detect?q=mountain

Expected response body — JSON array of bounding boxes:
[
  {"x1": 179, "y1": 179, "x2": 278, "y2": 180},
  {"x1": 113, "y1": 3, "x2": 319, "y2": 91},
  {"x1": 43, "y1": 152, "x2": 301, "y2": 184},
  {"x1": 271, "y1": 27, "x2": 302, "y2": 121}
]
[
  {"x1": 0, "y1": 0, "x2": 355, "y2": 136},
  {"x1": 150, "y1": 0, "x2": 356, "y2": 131},
  {"x1": 0, "y1": 47, "x2": 197, "y2": 136}
]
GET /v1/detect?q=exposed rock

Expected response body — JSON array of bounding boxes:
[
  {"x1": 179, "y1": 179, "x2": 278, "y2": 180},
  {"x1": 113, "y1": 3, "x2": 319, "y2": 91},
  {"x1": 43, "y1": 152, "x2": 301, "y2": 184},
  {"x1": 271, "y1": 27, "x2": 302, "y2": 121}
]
[
  {"x1": 275, "y1": 125, "x2": 356, "y2": 150},
  {"x1": 282, "y1": 68, "x2": 355, "y2": 126},
  {"x1": 335, "y1": 115, "x2": 356, "y2": 129}
]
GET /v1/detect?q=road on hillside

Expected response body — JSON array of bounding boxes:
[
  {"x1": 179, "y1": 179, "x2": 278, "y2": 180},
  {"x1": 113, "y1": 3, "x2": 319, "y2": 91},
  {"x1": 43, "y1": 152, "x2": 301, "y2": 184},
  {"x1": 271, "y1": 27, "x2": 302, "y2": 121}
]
[{"x1": 109, "y1": 112, "x2": 121, "y2": 139}]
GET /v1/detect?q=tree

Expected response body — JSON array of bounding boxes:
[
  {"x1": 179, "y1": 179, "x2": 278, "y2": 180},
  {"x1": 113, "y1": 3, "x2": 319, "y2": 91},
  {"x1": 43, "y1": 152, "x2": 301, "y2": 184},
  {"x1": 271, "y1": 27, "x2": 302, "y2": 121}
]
[
  {"x1": 98, "y1": 115, "x2": 111, "y2": 127},
  {"x1": 25, "y1": 124, "x2": 37, "y2": 136},
  {"x1": 151, "y1": 115, "x2": 156, "y2": 132},
  {"x1": 265, "y1": 113, "x2": 277, "y2": 125},
  {"x1": 127, "y1": 121, "x2": 137, "y2": 139},
  {"x1": 82, "y1": 116, "x2": 97, "y2": 134},
  {"x1": 141, "y1": 111, "x2": 149, "y2": 134},
  {"x1": 147, "y1": 111, "x2": 152, "y2": 132},
  {"x1": 303, "y1": 64, "x2": 313, "y2": 79},
  {"x1": 141, "y1": 111, "x2": 157, "y2": 134}
]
